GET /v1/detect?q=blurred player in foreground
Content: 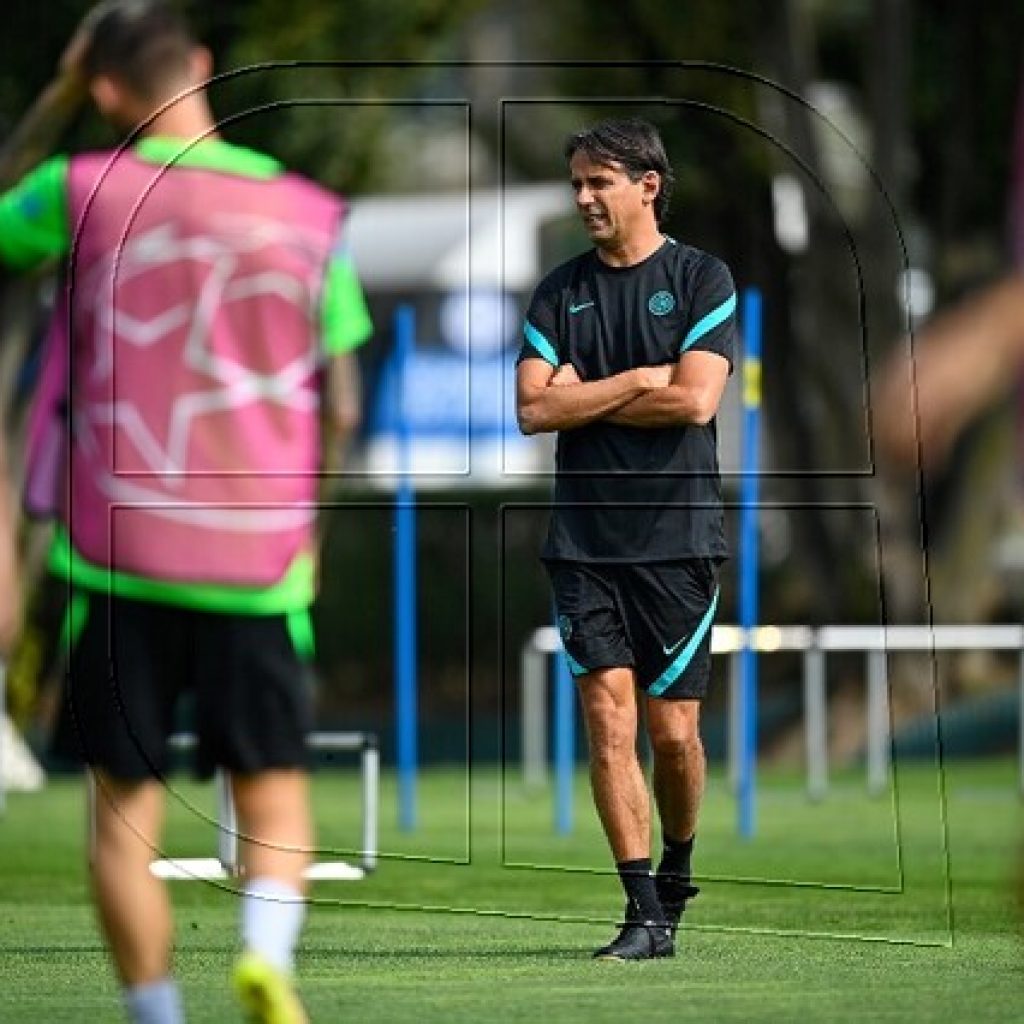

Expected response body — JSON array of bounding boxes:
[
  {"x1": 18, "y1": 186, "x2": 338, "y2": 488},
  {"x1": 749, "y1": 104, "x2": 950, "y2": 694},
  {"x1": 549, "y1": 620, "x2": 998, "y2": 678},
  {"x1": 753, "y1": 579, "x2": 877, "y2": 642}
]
[
  {"x1": 0, "y1": 2, "x2": 371, "y2": 1020},
  {"x1": 875, "y1": 272, "x2": 1024, "y2": 932},
  {"x1": 875, "y1": 276, "x2": 1024, "y2": 473},
  {"x1": 516, "y1": 118, "x2": 735, "y2": 960}
]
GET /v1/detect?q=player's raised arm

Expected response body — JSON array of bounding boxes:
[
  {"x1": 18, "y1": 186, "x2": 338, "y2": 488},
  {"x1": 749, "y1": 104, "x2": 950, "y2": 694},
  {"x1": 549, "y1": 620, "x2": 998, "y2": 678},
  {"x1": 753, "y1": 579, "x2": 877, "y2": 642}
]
[
  {"x1": 516, "y1": 356, "x2": 670, "y2": 435},
  {"x1": 0, "y1": 21, "x2": 89, "y2": 193}
]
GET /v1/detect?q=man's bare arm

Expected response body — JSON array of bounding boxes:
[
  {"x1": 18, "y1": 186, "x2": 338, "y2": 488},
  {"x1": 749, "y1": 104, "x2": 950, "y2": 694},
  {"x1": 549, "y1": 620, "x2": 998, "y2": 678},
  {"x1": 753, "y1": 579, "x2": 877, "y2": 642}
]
[
  {"x1": 605, "y1": 350, "x2": 730, "y2": 427},
  {"x1": 320, "y1": 352, "x2": 361, "y2": 470},
  {"x1": 875, "y1": 275, "x2": 1024, "y2": 470},
  {"x1": 0, "y1": 446, "x2": 22, "y2": 657},
  {"x1": 313, "y1": 352, "x2": 361, "y2": 580},
  {"x1": 516, "y1": 358, "x2": 671, "y2": 435}
]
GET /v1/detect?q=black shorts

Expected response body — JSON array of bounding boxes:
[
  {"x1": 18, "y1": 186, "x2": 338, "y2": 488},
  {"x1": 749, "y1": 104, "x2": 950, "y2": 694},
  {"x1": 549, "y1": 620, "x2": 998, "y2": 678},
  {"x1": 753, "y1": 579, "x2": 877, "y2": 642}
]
[
  {"x1": 545, "y1": 558, "x2": 721, "y2": 700},
  {"x1": 57, "y1": 593, "x2": 313, "y2": 781}
]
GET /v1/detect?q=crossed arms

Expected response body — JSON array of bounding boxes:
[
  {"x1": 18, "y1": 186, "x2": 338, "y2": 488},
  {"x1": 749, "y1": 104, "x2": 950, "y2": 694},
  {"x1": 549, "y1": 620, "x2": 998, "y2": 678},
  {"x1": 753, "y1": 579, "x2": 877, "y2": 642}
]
[{"x1": 516, "y1": 350, "x2": 730, "y2": 435}]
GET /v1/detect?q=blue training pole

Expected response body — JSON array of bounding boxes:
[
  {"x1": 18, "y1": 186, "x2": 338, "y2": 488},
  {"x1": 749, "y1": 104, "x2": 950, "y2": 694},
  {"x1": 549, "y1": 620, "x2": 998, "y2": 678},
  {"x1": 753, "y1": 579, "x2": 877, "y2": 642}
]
[
  {"x1": 394, "y1": 304, "x2": 418, "y2": 831},
  {"x1": 738, "y1": 288, "x2": 763, "y2": 840},
  {"x1": 554, "y1": 643, "x2": 575, "y2": 835}
]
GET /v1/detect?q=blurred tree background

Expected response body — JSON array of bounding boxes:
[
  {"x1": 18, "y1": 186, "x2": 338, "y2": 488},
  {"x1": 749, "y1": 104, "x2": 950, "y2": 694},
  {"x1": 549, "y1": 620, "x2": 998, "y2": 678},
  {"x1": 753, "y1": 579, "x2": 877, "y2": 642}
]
[{"x1": 2, "y1": 0, "x2": 1023, "y2": 759}]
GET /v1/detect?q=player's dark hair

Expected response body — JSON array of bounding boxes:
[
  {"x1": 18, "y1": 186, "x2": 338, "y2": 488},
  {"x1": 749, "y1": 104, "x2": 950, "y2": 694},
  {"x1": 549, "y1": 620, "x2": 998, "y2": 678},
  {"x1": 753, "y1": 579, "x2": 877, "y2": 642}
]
[
  {"x1": 82, "y1": 0, "x2": 196, "y2": 101},
  {"x1": 564, "y1": 118, "x2": 675, "y2": 226}
]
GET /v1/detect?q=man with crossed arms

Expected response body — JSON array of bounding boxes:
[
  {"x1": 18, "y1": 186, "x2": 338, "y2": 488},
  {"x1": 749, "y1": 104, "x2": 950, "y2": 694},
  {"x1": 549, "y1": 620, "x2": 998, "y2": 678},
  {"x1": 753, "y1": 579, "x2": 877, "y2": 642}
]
[{"x1": 517, "y1": 118, "x2": 736, "y2": 961}]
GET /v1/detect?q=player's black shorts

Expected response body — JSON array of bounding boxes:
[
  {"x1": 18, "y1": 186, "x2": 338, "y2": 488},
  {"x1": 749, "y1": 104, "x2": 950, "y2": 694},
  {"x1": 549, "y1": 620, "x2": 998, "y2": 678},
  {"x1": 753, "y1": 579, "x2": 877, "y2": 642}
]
[
  {"x1": 545, "y1": 558, "x2": 721, "y2": 700},
  {"x1": 57, "y1": 593, "x2": 313, "y2": 781}
]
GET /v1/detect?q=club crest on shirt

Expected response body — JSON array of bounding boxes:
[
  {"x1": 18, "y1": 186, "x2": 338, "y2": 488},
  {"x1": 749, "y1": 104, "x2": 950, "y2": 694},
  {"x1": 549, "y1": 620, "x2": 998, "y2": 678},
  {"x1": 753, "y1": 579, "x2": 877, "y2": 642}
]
[
  {"x1": 648, "y1": 290, "x2": 676, "y2": 316},
  {"x1": 558, "y1": 614, "x2": 573, "y2": 642}
]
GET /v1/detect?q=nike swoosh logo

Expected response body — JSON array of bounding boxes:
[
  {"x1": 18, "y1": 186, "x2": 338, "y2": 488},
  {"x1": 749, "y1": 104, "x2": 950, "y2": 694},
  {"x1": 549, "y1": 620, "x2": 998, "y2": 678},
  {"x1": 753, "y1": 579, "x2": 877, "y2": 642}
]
[
  {"x1": 568, "y1": 301, "x2": 594, "y2": 314},
  {"x1": 663, "y1": 633, "x2": 689, "y2": 657}
]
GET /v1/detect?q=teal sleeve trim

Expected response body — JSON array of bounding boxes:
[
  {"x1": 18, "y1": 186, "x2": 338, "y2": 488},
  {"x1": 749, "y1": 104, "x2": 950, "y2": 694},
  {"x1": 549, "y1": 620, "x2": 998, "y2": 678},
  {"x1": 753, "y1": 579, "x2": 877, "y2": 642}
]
[
  {"x1": 680, "y1": 293, "x2": 736, "y2": 352},
  {"x1": 565, "y1": 650, "x2": 587, "y2": 677},
  {"x1": 523, "y1": 320, "x2": 559, "y2": 366},
  {"x1": 648, "y1": 587, "x2": 720, "y2": 697}
]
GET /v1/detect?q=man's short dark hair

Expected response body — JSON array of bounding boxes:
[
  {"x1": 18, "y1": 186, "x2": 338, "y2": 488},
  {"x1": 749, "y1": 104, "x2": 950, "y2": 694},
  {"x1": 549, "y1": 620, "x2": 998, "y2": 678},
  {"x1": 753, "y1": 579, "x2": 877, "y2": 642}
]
[
  {"x1": 82, "y1": 0, "x2": 196, "y2": 101},
  {"x1": 564, "y1": 118, "x2": 675, "y2": 226}
]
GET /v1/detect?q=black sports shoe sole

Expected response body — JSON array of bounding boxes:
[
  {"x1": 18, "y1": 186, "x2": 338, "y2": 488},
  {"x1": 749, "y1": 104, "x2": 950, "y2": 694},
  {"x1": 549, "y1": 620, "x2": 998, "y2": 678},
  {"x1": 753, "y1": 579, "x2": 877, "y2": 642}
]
[{"x1": 593, "y1": 948, "x2": 675, "y2": 962}]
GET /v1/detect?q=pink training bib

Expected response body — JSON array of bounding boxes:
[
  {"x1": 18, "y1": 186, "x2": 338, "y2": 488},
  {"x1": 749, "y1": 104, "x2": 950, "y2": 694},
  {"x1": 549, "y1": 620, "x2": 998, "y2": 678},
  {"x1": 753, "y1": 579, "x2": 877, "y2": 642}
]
[{"x1": 36, "y1": 149, "x2": 343, "y2": 586}]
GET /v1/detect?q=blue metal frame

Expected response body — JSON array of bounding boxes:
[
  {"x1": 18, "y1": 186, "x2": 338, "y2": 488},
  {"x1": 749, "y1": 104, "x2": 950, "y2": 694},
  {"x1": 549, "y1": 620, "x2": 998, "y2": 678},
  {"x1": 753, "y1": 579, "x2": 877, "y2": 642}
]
[
  {"x1": 394, "y1": 304, "x2": 418, "y2": 831},
  {"x1": 738, "y1": 288, "x2": 763, "y2": 839}
]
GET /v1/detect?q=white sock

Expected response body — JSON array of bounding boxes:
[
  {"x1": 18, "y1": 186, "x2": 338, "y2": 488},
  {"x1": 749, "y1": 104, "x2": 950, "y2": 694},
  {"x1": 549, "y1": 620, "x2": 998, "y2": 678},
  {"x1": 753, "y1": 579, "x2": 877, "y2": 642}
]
[
  {"x1": 123, "y1": 977, "x2": 183, "y2": 1024},
  {"x1": 240, "y1": 877, "x2": 306, "y2": 974}
]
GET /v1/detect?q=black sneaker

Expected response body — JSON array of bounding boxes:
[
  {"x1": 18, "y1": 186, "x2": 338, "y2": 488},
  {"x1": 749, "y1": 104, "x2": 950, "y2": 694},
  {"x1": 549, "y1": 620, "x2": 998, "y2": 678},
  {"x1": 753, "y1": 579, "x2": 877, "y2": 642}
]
[
  {"x1": 593, "y1": 919, "x2": 674, "y2": 961},
  {"x1": 656, "y1": 879, "x2": 700, "y2": 933}
]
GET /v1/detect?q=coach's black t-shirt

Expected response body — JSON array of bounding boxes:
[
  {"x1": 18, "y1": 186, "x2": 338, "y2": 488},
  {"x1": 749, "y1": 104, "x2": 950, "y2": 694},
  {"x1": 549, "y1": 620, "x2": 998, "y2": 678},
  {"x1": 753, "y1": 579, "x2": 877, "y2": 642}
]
[{"x1": 519, "y1": 237, "x2": 736, "y2": 562}]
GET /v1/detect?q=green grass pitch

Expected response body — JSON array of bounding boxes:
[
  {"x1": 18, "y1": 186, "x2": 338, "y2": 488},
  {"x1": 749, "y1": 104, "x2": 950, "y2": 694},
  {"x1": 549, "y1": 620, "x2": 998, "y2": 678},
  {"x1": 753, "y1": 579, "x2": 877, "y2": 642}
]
[{"x1": 0, "y1": 761, "x2": 1021, "y2": 1022}]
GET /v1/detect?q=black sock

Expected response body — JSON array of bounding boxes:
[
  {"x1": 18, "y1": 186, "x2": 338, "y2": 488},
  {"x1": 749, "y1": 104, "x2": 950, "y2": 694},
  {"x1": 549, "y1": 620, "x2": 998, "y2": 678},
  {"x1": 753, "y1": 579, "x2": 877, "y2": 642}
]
[
  {"x1": 616, "y1": 858, "x2": 664, "y2": 923},
  {"x1": 657, "y1": 833, "x2": 694, "y2": 889}
]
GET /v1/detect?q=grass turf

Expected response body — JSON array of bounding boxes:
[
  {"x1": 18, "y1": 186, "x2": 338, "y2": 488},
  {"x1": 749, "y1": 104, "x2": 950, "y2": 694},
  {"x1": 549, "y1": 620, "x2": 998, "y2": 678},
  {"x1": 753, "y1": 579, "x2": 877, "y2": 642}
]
[{"x1": 0, "y1": 760, "x2": 1021, "y2": 1022}]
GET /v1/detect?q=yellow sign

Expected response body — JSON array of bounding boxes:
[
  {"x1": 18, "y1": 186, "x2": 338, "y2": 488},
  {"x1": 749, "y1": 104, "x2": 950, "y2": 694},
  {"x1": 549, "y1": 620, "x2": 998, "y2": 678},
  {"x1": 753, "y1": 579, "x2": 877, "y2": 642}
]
[{"x1": 743, "y1": 358, "x2": 762, "y2": 408}]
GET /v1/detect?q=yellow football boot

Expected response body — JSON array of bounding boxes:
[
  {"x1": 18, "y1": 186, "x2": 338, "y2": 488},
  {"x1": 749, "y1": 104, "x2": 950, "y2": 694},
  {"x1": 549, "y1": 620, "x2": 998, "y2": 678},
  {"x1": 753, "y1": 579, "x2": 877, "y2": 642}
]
[{"x1": 232, "y1": 951, "x2": 309, "y2": 1024}]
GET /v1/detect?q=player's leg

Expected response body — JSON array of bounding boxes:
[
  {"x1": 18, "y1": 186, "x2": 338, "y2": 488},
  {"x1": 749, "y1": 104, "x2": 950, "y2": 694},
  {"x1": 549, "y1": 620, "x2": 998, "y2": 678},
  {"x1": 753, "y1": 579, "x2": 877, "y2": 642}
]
[
  {"x1": 577, "y1": 666, "x2": 674, "y2": 960},
  {"x1": 232, "y1": 768, "x2": 313, "y2": 959},
  {"x1": 631, "y1": 559, "x2": 719, "y2": 933},
  {"x1": 648, "y1": 697, "x2": 703, "y2": 843},
  {"x1": 576, "y1": 665, "x2": 649, "y2": 862},
  {"x1": 645, "y1": 697, "x2": 704, "y2": 926},
  {"x1": 230, "y1": 770, "x2": 311, "y2": 1024},
  {"x1": 232, "y1": 770, "x2": 312, "y2": 888},
  {"x1": 195, "y1": 611, "x2": 313, "y2": 1022},
  {"x1": 90, "y1": 772, "x2": 182, "y2": 1021},
  {"x1": 546, "y1": 561, "x2": 673, "y2": 959},
  {"x1": 68, "y1": 596, "x2": 185, "y2": 1023}
]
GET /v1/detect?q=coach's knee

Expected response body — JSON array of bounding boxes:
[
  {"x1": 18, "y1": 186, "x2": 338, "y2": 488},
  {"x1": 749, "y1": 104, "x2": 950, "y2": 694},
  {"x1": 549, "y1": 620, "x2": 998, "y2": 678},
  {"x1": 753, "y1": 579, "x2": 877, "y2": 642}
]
[
  {"x1": 589, "y1": 732, "x2": 637, "y2": 774},
  {"x1": 584, "y1": 710, "x2": 636, "y2": 769},
  {"x1": 649, "y1": 726, "x2": 702, "y2": 766}
]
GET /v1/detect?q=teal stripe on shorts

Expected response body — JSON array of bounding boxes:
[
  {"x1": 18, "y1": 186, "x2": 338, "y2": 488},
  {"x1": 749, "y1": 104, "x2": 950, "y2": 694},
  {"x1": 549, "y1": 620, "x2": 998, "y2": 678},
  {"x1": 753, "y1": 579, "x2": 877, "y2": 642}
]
[{"x1": 648, "y1": 587, "x2": 720, "y2": 697}]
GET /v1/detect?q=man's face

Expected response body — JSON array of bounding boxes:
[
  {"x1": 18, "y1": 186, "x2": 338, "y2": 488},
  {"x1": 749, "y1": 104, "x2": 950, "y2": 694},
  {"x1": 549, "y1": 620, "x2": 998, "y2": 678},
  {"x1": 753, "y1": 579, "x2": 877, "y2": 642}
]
[{"x1": 569, "y1": 150, "x2": 658, "y2": 248}]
